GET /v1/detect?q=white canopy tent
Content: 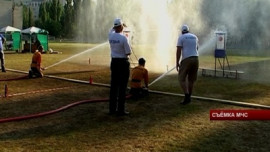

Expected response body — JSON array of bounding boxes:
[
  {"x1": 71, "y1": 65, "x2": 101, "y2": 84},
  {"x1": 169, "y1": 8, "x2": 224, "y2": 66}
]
[
  {"x1": 0, "y1": 26, "x2": 21, "y2": 33},
  {"x1": 21, "y1": 26, "x2": 45, "y2": 34},
  {"x1": 0, "y1": 26, "x2": 21, "y2": 51},
  {"x1": 21, "y1": 26, "x2": 49, "y2": 52}
]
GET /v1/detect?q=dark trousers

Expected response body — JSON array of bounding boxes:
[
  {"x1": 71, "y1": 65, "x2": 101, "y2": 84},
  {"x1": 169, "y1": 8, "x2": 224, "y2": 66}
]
[
  {"x1": 0, "y1": 51, "x2": 5, "y2": 72},
  {"x1": 109, "y1": 58, "x2": 130, "y2": 113},
  {"x1": 29, "y1": 67, "x2": 43, "y2": 78},
  {"x1": 130, "y1": 88, "x2": 149, "y2": 99}
]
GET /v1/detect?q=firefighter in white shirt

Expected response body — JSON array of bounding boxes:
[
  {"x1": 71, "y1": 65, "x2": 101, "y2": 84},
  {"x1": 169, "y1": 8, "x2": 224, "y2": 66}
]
[
  {"x1": 108, "y1": 18, "x2": 132, "y2": 115},
  {"x1": 176, "y1": 25, "x2": 199, "y2": 105}
]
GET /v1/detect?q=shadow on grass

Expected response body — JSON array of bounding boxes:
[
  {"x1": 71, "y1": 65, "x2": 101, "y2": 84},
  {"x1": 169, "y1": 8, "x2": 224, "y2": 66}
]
[
  {"x1": 231, "y1": 59, "x2": 270, "y2": 84},
  {"x1": 149, "y1": 72, "x2": 270, "y2": 106},
  {"x1": 0, "y1": 92, "x2": 219, "y2": 142},
  {"x1": 162, "y1": 120, "x2": 270, "y2": 152},
  {"x1": 0, "y1": 72, "x2": 269, "y2": 151}
]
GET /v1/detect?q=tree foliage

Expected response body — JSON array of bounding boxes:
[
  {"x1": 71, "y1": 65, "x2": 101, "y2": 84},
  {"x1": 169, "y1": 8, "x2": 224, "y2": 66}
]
[
  {"x1": 22, "y1": 6, "x2": 34, "y2": 29},
  {"x1": 24, "y1": 0, "x2": 64, "y2": 38},
  {"x1": 62, "y1": 0, "x2": 75, "y2": 38}
]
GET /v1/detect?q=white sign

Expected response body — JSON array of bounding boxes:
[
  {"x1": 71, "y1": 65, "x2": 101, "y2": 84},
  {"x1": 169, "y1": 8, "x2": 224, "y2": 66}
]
[{"x1": 216, "y1": 34, "x2": 225, "y2": 50}]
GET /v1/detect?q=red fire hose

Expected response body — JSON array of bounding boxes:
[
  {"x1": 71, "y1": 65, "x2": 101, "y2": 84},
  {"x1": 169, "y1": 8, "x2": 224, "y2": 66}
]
[
  {"x1": 0, "y1": 75, "x2": 28, "y2": 81},
  {"x1": 0, "y1": 95, "x2": 132, "y2": 123}
]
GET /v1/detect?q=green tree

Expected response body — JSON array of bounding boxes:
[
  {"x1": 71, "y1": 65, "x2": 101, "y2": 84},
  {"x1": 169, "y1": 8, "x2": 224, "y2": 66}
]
[
  {"x1": 50, "y1": 0, "x2": 62, "y2": 22},
  {"x1": 62, "y1": 0, "x2": 75, "y2": 38},
  {"x1": 22, "y1": 5, "x2": 29, "y2": 29},
  {"x1": 39, "y1": 3, "x2": 48, "y2": 22},
  {"x1": 56, "y1": 0, "x2": 63, "y2": 22},
  {"x1": 28, "y1": 7, "x2": 34, "y2": 27},
  {"x1": 73, "y1": 0, "x2": 82, "y2": 40},
  {"x1": 35, "y1": 0, "x2": 63, "y2": 37},
  {"x1": 22, "y1": 6, "x2": 34, "y2": 28}
]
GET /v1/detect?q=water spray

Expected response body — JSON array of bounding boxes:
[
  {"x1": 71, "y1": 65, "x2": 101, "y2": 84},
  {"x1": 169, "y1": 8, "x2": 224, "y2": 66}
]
[
  {"x1": 44, "y1": 42, "x2": 108, "y2": 70},
  {"x1": 148, "y1": 66, "x2": 176, "y2": 87}
]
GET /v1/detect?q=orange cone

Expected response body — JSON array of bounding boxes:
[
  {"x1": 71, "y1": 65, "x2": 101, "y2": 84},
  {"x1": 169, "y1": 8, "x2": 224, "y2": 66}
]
[{"x1": 4, "y1": 84, "x2": 8, "y2": 98}]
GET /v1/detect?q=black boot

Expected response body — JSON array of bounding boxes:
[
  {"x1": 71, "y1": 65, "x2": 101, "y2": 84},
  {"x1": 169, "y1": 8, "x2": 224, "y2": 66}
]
[
  {"x1": 181, "y1": 94, "x2": 191, "y2": 105},
  {"x1": 28, "y1": 70, "x2": 33, "y2": 78},
  {"x1": 117, "y1": 111, "x2": 130, "y2": 116},
  {"x1": 1, "y1": 66, "x2": 6, "y2": 72}
]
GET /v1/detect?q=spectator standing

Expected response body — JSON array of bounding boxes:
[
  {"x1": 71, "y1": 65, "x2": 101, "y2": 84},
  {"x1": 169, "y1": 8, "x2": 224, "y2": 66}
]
[{"x1": 0, "y1": 34, "x2": 6, "y2": 72}]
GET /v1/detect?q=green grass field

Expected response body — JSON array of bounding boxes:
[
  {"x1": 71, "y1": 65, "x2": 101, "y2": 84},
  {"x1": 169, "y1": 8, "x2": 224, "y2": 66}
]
[{"x1": 0, "y1": 42, "x2": 270, "y2": 151}]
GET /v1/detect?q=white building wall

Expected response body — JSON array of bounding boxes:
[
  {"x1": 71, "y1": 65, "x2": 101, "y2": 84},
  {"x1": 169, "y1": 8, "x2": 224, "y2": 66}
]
[
  {"x1": 13, "y1": 5, "x2": 23, "y2": 29},
  {"x1": 1, "y1": 0, "x2": 66, "y2": 29},
  {"x1": 0, "y1": 0, "x2": 13, "y2": 28},
  {"x1": 31, "y1": 0, "x2": 44, "y2": 20}
]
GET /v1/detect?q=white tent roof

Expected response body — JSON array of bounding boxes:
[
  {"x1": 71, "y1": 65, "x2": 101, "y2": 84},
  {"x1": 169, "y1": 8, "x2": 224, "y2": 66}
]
[
  {"x1": 0, "y1": 26, "x2": 21, "y2": 33},
  {"x1": 21, "y1": 26, "x2": 48, "y2": 34}
]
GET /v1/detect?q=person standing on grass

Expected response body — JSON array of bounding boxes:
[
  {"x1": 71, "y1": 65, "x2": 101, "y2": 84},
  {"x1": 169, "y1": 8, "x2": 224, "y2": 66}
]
[
  {"x1": 176, "y1": 25, "x2": 199, "y2": 105},
  {"x1": 0, "y1": 34, "x2": 6, "y2": 72},
  {"x1": 29, "y1": 45, "x2": 45, "y2": 78},
  {"x1": 108, "y1": 18, "x2": 132, "y2": 116}
]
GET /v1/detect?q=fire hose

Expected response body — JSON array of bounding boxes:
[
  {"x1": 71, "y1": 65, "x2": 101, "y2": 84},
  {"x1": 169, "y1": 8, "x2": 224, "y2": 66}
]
[
  {"x1": 0, "y1": 95, "x2": 132, "y2": 123},
  {"x1": 0, "y1": 75, "x2": 28, "y2": 81},
  {"x1": 2, "y1": 68, "x2": 270, "y2": 124},
  {"x1": 0, "y1": 86, "x2": 72, "y2": 98}
]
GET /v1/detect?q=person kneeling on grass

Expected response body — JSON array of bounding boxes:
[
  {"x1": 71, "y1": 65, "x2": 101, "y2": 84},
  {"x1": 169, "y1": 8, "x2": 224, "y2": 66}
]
[
  {"x1": 130, "y1": 58, "x2": 149, "y2": 99},
  {"x1": 29, "y1": 45, "x2": 45, "y2": 78}
]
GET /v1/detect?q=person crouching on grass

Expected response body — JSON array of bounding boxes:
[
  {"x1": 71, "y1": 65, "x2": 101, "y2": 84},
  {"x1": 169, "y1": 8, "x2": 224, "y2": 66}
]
[
  {"x1": 130, "y1": 58, "x2": 149, "y2": 99},
  {"x1": 29, "y1": 45, "x2": 45, "y2": 78}
]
